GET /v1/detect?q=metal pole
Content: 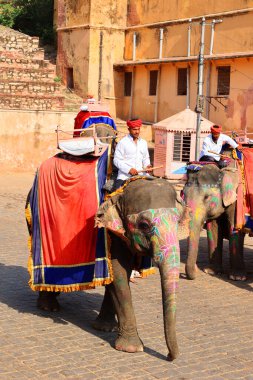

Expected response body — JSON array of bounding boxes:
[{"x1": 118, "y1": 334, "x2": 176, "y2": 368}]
[
  {"x1": 159, "y1": 28, "x2": 164, "y2": 59},
  {"x1": 186, "y1": 19, "x2": 192, "y2": 108},
  {"x1": 154, "y1": 65, "x2": 161, "y2": 123},
  {"x1": 129, "y1": 66, "x2": 135, "y2": 119},
  {"x1": 133, "y1": 32, "x2": 136, "y2": 61},
  {"x1": 195, "y1": 17, "x2": 206, "y2": 160},
  {"x1": 210, "y1": 20, "x2": 215, "y2": 55},
  {"x1": 98, "y1": 31, "x2": 103, "y2": 101},
  {"x1": 187, "y1": 19, "x2": 192, "y2": 57}
]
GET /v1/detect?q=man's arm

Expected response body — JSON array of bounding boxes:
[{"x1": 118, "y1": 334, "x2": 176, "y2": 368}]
[
  {"x1": 113, "y1": 141, "x2": 135, "y2": 175},
  {"x1": 142, "y1": 141, "x2": 151, "y2": 169},
  {"x1": 200, "y1": 139, "x2": 209, "y2": 156},
  {"x1": 224, "y1": 135, "x2": 238, "y2": 149}
]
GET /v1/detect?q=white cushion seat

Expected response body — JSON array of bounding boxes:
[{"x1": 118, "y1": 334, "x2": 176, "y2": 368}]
[{"x1": 59, "y1": 137, "x2": 95, "y2": 156}]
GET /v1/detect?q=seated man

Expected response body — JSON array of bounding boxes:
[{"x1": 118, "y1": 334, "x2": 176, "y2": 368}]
[
  {"x1": 113, "y1": 118, "x2": 152, "y2": 189},
  {"x1": 199, "y1": 124, "x2": 238, "y2": 168}
]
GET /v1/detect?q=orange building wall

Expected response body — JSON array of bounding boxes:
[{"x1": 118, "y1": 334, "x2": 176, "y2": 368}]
[{"x1": 127, "y1": 0, "x2": 253, "y2": 26}]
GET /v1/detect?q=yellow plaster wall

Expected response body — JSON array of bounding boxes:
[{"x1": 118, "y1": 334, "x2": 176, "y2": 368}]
[
  {"x1": 64, "y1": 0, "x2": 91, "y2": 27},
  {"x1": 208, "y1": 58, "x2": 253, "y2": 134},
  {"x1": 127, "y1": 0, "x2": 253, "y2": 26},
  {"x1": 90, "y1": 0, "x2": 128, "y2": 28},
  {"x1": 125, "y1": 12, "x2": 253, "y2": 61},
  {"x1": 59, "y1": 29, "x2": 90, "y2": 96},
  {"x1": 0, "y1": 110, "x2": 77, "y2": 172},
  {"x1": 212, "y1": 14, "x2": 253, "y2": 53},
  {"x1": 88, "y1": 28, "x2": 126, "y2": 114}
]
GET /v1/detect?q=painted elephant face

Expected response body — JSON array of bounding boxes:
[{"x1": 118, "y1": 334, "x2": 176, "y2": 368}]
[
  {"x1": 126, "y1": 208, "x2": 180, "y2": 264},
  {"x1": 183, "y1": 165, "x2": 238, "y2": 223}
]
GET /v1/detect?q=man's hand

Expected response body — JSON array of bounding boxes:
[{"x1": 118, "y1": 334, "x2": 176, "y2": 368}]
[
  {"x1": 129, "y1": 168, "x2": 138, "y2": 176},
  {"x1": 144, "y1": 165, "x2": 153, "y2": 173}
]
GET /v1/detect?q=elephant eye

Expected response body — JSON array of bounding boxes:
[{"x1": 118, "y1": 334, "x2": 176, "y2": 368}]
[{"x1": 138, "y1": 220, "x2": 151, "y2": 231}]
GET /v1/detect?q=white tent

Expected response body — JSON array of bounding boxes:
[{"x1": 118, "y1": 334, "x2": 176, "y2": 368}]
[
  {"x1": 153, "y1": 108, "x2": 214, "y2": 179},
  {"x1": 153, "y1": 107, "x2": 214, "y2": 133}
]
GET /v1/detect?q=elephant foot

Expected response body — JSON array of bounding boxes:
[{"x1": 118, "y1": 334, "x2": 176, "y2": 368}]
[
  {"x1": 115, "y1": 335, "x2": 144, "y2": 353},
  {"x1": 37, "y1": 291, "x2": 60, "y2": 312},
  {"x1": 228, "y1": 272, "x2": 247, "y2": 281},
  {"x1": 203, "y1": 266, "x2": 222, "y2": 276},
  {"x1": 185, "y1": 264, "x2": 198, "y2": 280},
  {"x1": 92, "y1": 315, "x2": 118, "y2": 332},
  {"x1": 167, "y1": 349, "x2": 180, "y2": 361}
]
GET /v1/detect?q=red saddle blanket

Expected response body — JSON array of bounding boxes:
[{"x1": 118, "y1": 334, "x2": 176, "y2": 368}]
[
  {"x1": 25, "y1": 152, "x2": 113, "y2": 292},
  {"x1": 236, "y1": 148, "x2": 253, "y2": 230}
]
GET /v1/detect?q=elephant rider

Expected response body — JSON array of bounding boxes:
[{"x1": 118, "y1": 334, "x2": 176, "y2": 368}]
[
  {"x1": 199, "y1": 124, "x2": 239, "y2": 168},
  {"x1": 113, "y1": 118, "x2": 152, "y2": 189}
]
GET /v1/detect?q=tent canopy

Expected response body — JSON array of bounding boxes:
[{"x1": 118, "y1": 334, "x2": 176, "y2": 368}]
[{"x1": 153, "y1": 108, "x2": 214, "y2": 133}]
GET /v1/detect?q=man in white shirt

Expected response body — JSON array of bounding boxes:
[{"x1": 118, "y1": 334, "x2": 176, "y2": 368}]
[
  {"x1": 199, "y1": 124, "x2": 238, "y2": 168},
  {"x1": 113, "y1": 118, "x2": 152, "y2": 189}
]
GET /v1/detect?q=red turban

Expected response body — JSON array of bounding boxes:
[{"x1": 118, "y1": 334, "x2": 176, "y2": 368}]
[
  {"x1": 211, "y1": 124, "x2": 222, "y2": 134},
  {"x1": 126, "y1": 119, "x2": 142, "y2": 128}
]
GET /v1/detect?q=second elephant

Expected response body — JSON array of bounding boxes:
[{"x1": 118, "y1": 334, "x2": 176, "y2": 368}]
[{"x1": 183, "y1": 161, "x2": 246, "y2": 281}]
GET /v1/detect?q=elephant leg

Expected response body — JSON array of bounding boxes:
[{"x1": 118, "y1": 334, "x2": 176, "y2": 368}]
[
  {"x1": 37, "y1": 291, "x2": 60, "y2": 311},
  {"x1": 109, "y1": 236, "x2": 143, "y2": 353},
  {"x1": 185, "y1": 220, "x2": 202, "y2": 280},
  {"x1": 204, "y1": 220, "x2": 223, "y2": 275},
  {"x1": 229, "y1": 231, "x2": 246, "y2": 281},
  {"x1": 92, "y1": 286, "x2": 118, "y2": 332}
]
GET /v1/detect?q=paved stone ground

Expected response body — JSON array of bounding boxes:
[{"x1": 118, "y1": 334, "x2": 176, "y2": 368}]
[{"x1": 0, "y1": 173, "x2": 253, "y2": 380}]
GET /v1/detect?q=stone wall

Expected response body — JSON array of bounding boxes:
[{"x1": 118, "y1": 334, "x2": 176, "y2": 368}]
[
  {"x1": 0, "y1": 26, "x2": 80, "y2": 112},
  {"x1": 0, "y1": 25, "x2": 43, "y2": 58},
  {"x1": 0, "y1": 109, "x2": 77, "y2": 172}
]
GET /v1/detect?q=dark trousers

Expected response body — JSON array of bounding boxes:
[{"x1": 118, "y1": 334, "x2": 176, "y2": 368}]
[
  {"x1": 199, "y1": 155, "x2": 227, "y2": 168},
  {"x1": 115, "y1": 179, "x2": 126, "y2": 190}
]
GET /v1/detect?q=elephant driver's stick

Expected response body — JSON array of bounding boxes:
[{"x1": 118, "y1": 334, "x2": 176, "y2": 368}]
[
  {"x1": 208, "y1": 150, "x2": 230, "y2": 159},
  {"x1": 137, "y1": 165, "x2": 164, "y2": 173}
]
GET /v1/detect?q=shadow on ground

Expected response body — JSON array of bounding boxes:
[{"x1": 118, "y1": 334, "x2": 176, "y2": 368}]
[
  {"x1": 0, "y1": 262, "x2": 117, "y2": 346},
  {"x1": 179, "y1": 237, "x2": 253, "y2": 292}
]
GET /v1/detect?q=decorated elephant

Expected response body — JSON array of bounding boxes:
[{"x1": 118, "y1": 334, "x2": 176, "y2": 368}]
[
  {"x1": 94, "y1": 177, "x2": 184, "y2": 360},
  {"x1": 183, "y1": 159, "x2": 246, "y2": 281},
  {"x1": 26, "y1": 172, "x2": 184, "y2": 360}
]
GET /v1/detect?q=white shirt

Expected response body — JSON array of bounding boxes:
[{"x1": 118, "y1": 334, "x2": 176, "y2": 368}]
[
  {"x1": 199, "y1": 133, "x2": 238, "y2": 161},
  {"x1": 113, "y1": 134, "x2": 151, "y2": 180}
]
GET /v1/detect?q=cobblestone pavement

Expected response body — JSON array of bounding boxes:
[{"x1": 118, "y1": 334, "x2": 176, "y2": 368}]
[{"x1": 0, "y1": 173, "x2": 253, "y2": 380}]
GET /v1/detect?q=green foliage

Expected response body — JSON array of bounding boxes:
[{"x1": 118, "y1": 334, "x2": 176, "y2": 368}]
[
  {"x1": 0, "y1": 0, "x2": 55, "y2": 44},
  {"x1": 0, "y1": 4, "x2": 22, "y2": 28},
  {"x1": 54, "y1": 76, "x2": 61, "y2": 83}
]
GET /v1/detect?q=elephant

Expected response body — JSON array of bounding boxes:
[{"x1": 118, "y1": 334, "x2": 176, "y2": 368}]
[
  {"x1": 26, "y1": 175, "x2": 184, "y2": 360},
  {"x1": 94, "y1": 177, "x2": 184, "y2": 360},
  {"x1": 183, "y1": 159, "x2": 246, "y2": 281}
]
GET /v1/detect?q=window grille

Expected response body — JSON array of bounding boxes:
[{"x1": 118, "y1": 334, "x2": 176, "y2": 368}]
[
  {"x1": 177, "y1": 68, "x2": 187, "y2": 96},
  {"x1": 124, "y1": 72, "x2": 132, "y2": 96},
  {"x1": 173, "y1": 133, "x2": 191, "y2": 162},
  {"x1": 149, "y1": 70, "x2": 158, "y2": 96},
  {"x1": 217, "y1": 66, "x2": 230, "y2": 96}
]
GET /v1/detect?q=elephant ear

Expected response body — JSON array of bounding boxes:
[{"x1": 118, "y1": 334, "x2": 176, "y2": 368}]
[
  {"x1": 221, "y1": 168, "x2": 238, "y2": 207},
  {"x1": 95, "y1": 193, "x2": 128, "y2": 242}
]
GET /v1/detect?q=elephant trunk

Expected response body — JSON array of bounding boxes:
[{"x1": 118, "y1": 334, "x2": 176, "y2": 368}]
[{"x1": 152, "y1": 231, "x2": 180, "y2": 361}]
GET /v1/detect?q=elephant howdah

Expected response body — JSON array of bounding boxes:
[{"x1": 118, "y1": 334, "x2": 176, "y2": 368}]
[{"x1": 183, "y1": 155, "x2": 248, "y2": 281}]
